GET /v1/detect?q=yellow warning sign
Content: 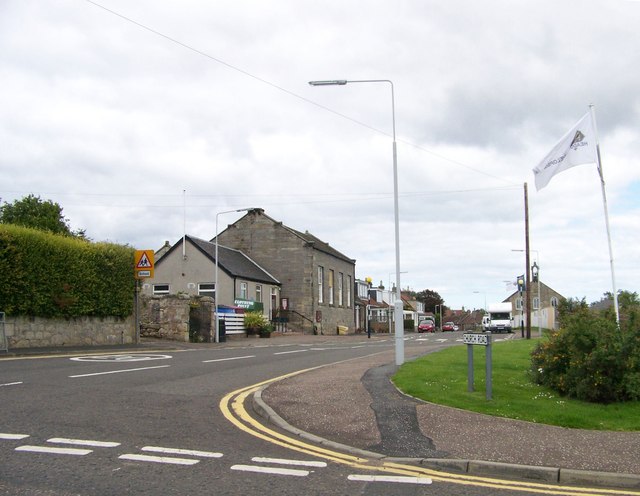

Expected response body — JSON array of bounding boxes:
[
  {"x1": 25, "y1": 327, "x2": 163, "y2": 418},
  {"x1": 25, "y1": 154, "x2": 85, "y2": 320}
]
[{"x1": 134, "y1": 250, "x2": 155, "y2": 279}]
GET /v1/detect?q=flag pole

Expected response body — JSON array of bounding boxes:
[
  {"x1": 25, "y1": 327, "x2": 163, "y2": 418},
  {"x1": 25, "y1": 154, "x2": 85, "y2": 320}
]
[{"x1": 589, "y1": 104, "x2": 620, "y2": 325}]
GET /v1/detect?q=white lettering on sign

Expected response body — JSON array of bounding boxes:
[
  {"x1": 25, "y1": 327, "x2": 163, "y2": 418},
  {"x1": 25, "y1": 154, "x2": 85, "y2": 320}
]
[{"x1": 463, "y1": 333, "x2": 488, "y2": 346}]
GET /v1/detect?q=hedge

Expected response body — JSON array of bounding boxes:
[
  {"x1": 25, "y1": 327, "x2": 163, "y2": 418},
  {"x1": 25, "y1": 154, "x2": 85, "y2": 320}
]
[{"x1": 0, "y1": 224, "x2": 135, "y2": 318}]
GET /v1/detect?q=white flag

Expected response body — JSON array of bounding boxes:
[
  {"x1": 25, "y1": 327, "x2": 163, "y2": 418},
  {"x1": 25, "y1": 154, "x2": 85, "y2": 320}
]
[{"x1": 532, "y1": 112, "x2": 598, "y2": 191}]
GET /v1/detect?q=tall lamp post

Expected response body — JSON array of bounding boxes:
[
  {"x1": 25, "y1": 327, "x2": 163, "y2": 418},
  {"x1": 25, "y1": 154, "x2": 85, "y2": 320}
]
[
  {"x1": 388, "y1": 271, "x2": 408, "y2": 334},
  {"x1": 309, "y1": 78, "x2": 404, "y2": 365},
  {"x1": 215, "y1": 208, "x2": 254, "y2": 343}
]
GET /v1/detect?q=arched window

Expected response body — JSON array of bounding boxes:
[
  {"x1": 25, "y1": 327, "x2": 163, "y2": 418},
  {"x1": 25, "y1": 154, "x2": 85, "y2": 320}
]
[{"x1": 551, "y1": 296, "x2": 558, "y2": 307}]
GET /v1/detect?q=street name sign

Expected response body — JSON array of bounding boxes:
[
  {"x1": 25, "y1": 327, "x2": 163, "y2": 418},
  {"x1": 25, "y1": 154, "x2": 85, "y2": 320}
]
[{"x1": 463, "y1": 333, "x2": 488, "y2": 346}]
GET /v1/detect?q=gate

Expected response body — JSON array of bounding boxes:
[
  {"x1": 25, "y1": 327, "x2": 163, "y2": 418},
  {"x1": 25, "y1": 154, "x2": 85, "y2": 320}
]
[{"x1": 189, "y1": 304, "x2": 212, "y2": 343}]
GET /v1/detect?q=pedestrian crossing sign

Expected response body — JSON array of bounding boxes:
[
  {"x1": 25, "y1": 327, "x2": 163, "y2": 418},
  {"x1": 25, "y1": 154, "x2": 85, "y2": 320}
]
[{"x1": 134, "y1": 250, "x2": 155, "y2": 279}]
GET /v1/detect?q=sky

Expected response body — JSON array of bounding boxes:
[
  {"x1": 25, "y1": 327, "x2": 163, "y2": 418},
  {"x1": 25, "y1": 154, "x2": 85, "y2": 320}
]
[{"x1": 2, "y1": 0, "x2": 639, "y2": 310}]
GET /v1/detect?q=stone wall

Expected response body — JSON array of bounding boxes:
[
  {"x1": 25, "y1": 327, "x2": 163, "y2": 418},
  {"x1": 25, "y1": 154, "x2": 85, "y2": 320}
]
[
  {"x1": 5, "y1": 315, "x2": 135, "y2": 349},
  {"x1": 139, "y1": 294, "x2": 195, "y2": 342}
]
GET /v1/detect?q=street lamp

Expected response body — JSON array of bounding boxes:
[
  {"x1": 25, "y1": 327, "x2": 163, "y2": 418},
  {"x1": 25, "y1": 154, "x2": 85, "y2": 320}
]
[
  {"x1": 473, "y1": 291, "x2": 487, "y2": 311},
  {"x1": 309, "y1": 78, "x2": 404, "y2": 365},
  {"x1": 215, "y1": 208, "x2": 254, "y2": 343}
]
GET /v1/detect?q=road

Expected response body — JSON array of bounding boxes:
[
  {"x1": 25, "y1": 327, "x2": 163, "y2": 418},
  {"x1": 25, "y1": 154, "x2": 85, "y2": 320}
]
[{"x1": 0, "y1": 334, "x2": 623, "y2": 495}]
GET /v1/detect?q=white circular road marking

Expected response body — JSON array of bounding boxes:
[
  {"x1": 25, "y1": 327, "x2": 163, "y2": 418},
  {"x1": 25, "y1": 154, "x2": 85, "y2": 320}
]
[{"x1": 70, "y1": 354, "x2": 172, "y2": 362}]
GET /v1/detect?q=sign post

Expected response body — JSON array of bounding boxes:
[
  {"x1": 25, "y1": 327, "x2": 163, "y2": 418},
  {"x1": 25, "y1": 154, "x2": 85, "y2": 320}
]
[
  {"x1": 133, "y1": 250, "x2": 155, "y2": 345},
  {"x1": 463, "y1": 332, "x2": 493, "y2": 400}
]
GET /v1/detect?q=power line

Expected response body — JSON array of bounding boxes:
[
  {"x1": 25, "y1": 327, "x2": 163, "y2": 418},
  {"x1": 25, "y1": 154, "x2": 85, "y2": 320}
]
[{"x1": 83, "y1": 0, "x2": 518, "y2": 186}]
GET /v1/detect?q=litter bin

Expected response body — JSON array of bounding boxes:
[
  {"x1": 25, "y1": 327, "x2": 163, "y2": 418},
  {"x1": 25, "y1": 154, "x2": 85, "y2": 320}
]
[{"x1": 218, "y1": 319, "x2": 226, "y2": 342}]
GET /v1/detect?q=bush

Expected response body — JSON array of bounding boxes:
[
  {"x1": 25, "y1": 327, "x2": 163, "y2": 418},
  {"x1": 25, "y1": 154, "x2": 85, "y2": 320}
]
[
  {"x1": 531, "y1": 303, "x2": 640, "y2": 403},
  {"x1": 0, "y1": 224, "x2": 135, "y2": 318}
]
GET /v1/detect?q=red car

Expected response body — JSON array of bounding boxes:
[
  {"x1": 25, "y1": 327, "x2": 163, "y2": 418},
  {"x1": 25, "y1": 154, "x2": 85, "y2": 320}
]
[
  {"x1": 442, "y1": 321, "x2": 456, "y2": 332},
  {"x1": 418, "y1": 320, "x2": 435, "y2": 333}
]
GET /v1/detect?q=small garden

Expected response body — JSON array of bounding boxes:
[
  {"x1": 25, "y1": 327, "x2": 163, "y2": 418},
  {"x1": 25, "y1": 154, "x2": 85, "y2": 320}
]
[{"x1": 393, "y1": 292, "x2": 640, "y2": 431}]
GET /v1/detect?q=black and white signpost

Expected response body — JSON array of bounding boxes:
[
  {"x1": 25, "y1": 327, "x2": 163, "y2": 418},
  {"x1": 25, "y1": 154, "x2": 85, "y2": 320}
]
[{"x1": 463, "y1": 331, "x2": 492, "y2": 400}]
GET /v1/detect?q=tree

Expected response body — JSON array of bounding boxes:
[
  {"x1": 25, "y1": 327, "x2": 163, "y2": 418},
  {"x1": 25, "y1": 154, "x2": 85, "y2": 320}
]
[
  {"x1": 415, "y1": 289, "x2": 444, "y2": 313},
  {"x1": 0, "y1": 195, "x2": 85, "y2": 238}
]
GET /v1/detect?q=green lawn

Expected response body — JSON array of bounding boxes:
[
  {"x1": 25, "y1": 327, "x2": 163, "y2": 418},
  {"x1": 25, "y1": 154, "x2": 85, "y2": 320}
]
[{"x1": 393, "y1": 337, "x2": 640, "y2": 431}]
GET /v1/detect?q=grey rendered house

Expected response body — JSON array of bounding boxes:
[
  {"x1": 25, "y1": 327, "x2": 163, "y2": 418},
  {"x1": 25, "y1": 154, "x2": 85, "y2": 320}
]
[
  {"x1": 213, "y1": 209, "x2": 356, "y2": 334},
  {"x1": 143, "y1": 235, "x2": 280, "y2": 319}
]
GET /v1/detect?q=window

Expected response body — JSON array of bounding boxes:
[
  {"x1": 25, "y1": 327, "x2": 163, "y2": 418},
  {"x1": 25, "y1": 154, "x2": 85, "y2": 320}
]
[
  {"x1": 338, "y1": 272, "x2": 343, "y2": 306},
  {"x1": 153, "y1": 284, "x2": 169, "y2": 295},
  {"x1": 515, "y1": 297, "x2": 523, "y2": 310},
  {"x1": 240, "y1": 282, "x2": 248, "y2": 300},
  {"x1": 533, "y1": 297, "x2": 540, "y2": 310},
  {"x1": 317, "y1": 266, "x2": 324, "y2": 303},
  {"x1": 198, "y1": 283, "x2": 215, "y2": 296},
  {"x1": 328, "y1": 270, "x2": 334, "y2": 305},
  {"x1": 551, "y1": 296, "x2": 558, "y2": 307},
  {"x1": 255, "y1": 285, "x2": 262, "y2": 303},
  {"x1": 347, "y1": 276, "x2": 352, "y2": 308}
]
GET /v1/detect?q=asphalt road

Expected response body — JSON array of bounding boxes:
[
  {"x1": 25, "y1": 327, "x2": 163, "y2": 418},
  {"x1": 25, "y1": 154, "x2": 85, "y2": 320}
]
[{"x1": 0, "y1": 334, "x2": 608, "y2": 495}]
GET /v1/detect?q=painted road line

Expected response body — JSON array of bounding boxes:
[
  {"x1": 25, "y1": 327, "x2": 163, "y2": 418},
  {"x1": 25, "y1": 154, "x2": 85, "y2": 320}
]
[
  {"x1": 47, "y1": 437, "x2": 120, "y2": 448},
  {"x1": 141, "y1": 446, "x2": 223, "y2": 458},
  {"x1": 202, "y1": 355, "x2": 255, "y2": 363},
  {"x1": 273, "y1": 350, "x2": 308, "y2": 356},
  {"x1": 119, "y1": 454, "x2": 199, "y2": 465},
  {"x1": 251, "y1": 457, "x2": 327, "y2": 468},
  {"x1": 16, "y1": 445, "x2": 92, "y2": 456},
  {"x1": 348, "y1": 474, "x2": 432, "y2": 485},
  {"x1": 0, "y1": 433, "x2": 29, "y2": 440},
  {"x1": 230, "y1": 464, "x2": 309, "y2": 477},
  {"x1": 1, "y1": 382, "x2": 23, "y2": 387},
  {"x1": 69, "y1": 365, "x2": 170, "y2": 378}
]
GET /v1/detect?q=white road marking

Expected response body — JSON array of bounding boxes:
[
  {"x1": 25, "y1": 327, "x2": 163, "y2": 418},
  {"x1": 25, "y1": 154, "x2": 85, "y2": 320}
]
[
  {"x1": 202, "y1": 355, "x2": 255, "y2": 363},
  {"x1": 70, "y1": 354, "x2": 172, "y2": 362},
  {"x1": 69, "y1": 365, "x2": 170, "y2": 378},
  {"x1": 273, "y1": 350, "x2": 307, "y2": 355},
  {"x1": 47, "y1": 437, "x2": 120, "y2": 448},
  {"x1": 251, "y1": 457, "x2": 326, "y2": 468},
  {"x1": 348, "y1": 474, "x2": 432, "y2": 485},
  {"x1": 0, "y1": 433, "x2": 29, "y2": 440},
  {"x1": 231, "y1": 464, "x2": 309, "y2": 477},
  {"x1": 308, "y1": 348, "x2": 328, "y2": 351},
  {"x1": 16, "y1": 445, "x2": 92, "y2": 456},
  {"x1": 0, "y1": 382, "x2": 23, "y2": 387},
  {"x1": 141, "y1": 446, "x2": 223, "y2": 458},
  {"x1": 119, "y1": 454, "x2": 199, "y2": 465}
]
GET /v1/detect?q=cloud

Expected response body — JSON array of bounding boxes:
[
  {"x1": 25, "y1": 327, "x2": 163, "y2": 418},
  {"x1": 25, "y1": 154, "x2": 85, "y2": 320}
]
[{"x1": 1, "y1": 0, "x2": 639, "y2": 309}]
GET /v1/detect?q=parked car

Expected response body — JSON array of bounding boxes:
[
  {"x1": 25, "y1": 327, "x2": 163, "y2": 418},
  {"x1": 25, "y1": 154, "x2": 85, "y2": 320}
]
[
  {"x1": 442, "y1": 321, "x2": 456, "y2": 332},
  {"x1": 418, "y1": 319, "x2": 435, "y2": 333}
]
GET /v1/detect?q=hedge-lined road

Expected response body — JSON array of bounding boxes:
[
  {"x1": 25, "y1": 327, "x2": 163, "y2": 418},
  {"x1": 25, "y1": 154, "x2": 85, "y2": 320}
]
[{"x1": 1, "y1": 334, "x2": 554, "y2": 496}]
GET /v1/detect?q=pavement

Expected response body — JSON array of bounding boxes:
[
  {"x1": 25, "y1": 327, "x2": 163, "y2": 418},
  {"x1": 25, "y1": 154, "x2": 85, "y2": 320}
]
[{"x1": 4, "y1": 332, "x2": 640, "y2": 489}]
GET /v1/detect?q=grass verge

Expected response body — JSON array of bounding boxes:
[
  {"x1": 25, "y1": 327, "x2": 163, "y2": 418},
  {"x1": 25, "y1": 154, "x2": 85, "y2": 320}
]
[{"x1": 393, "y1": 337, "x2": 640, "y2": 430}]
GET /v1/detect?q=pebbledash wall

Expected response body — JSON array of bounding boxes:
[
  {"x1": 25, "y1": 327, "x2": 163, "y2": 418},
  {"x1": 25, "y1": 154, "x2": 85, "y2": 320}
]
[{"x1": 5, "y1": 315, "x2": 135, "y2": 349}]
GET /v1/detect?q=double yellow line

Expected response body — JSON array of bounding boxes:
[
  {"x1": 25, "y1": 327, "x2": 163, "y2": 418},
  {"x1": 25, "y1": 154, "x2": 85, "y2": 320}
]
[{"x1": 220, "y1": 368, "x2": 640, "y2": 496}]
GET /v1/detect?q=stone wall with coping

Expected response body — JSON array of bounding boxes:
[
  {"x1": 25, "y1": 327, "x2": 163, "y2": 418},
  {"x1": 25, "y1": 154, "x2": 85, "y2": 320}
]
[{"x1": 5, "y1": 315, "x2": 135, "y2": 349}]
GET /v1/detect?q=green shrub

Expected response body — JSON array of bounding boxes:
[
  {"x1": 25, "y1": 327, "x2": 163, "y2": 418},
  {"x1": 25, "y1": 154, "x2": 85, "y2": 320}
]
[
  {"x1": 0, "y1": 224, "x2": 135, "y2": 318},
  {"x1": 244, "y1": 311, "x2": 268, "y2": 329},
  {"x1": 531, "y1": 303, "x2": 640, "y2": 403}
]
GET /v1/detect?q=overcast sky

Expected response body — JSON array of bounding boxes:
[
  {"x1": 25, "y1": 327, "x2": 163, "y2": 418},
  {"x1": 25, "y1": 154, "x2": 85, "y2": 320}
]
[{"x1": 2, "y1": 0, "x2": 639, "y2": 309}]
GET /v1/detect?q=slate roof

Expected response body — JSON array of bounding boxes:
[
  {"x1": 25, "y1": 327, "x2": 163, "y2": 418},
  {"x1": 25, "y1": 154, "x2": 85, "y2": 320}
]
[{"x1": 160, "y1": 235, "x2": 280, "y2": 285}]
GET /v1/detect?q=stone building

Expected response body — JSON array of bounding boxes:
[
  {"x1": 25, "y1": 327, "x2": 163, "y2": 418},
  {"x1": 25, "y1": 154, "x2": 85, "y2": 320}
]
[{"x1": 214, "y1": 209, "x2": 356, "y2": 334}]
